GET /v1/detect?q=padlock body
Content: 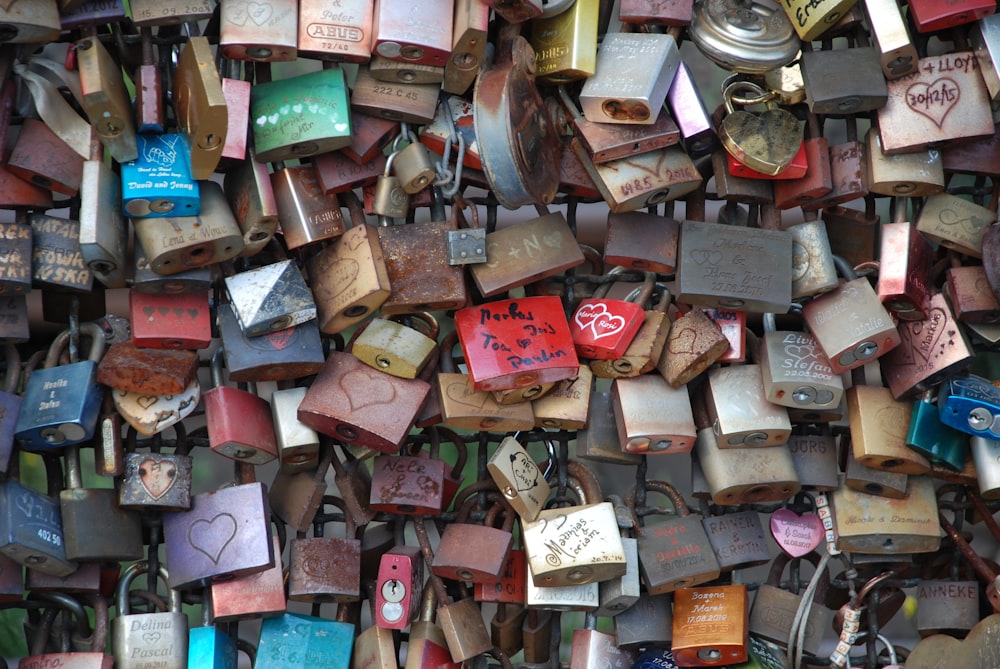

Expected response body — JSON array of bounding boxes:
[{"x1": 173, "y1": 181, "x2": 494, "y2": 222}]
[
  {"x1": 604, "y1": 211, "x2": 679, "y2": 274},
  {"x1": 748, "y1": 583, "x2": 831, "y2": 656},
  {"x1": 523, "y1": 502, "x2": 627, "y2": 587},
  {"x1": 203, "y1": 385, "x2": 278, "y2": 464},
  {"x1": 701, "y1": 511, "x2": 771, "y2": 571},
  {"x1": 917, "y1": 192, "x2": 992, "y2": 259},
  {"x1": 121, "y1": 134, "x2": 199, "y2": 218},
  {"x1": 309, "y1": 225, "x2": 391, "y2": 334},
  {"x1": 218, "y1": 304, "x2": 325, "y2": 383},
  {"x1": 972, "y1": 435, "x2": 1000, "y2": 499},
  {"x1": 672, "y1": 585, "x2": 748, "y2": 666},
  {"x1": 848, "y1": 385, "x2": 929, "y2": 474},
  {"x1": 707, "y1": 365, "x2": 791, "y2": 448},
  {"x1": 800, "y1": 47, "x2": 887, "y2": 114},
  {"x1": 696, "y1": 427, "x2": 801, "y2": 505},
  {"x1": 288, "y1": 536, "x2": 362, "y2": 603},
  {"x1": 938, "y1": 374, "x2": 1000, "y2": 439},
  {"x1": 30, "y1": 214, "x2": 93, "y2": 293},
  {"x1": 219, "y1": 0, "x2": 298, "y2": 61},
  {"x1": 377, "y1": 220, "x2": 468, "y2": 314},
  {"x1": 570, "y1": 628, "x2": 638, "y2": 669},
  {"x1": 60, "y1": 487, "x2": 143, "y2": 562},
  {"x1": 370, "y1": 455, "x2": 447, "y2": 515},
  {"x1": 0, "y1": 479, "x2": 74, "y2": 576},
  {"x1": 910, "y1": 0, "x2": 995, "y2": 34},
  {"x1": 580, "y1": 32, "x2": 677, "y2": 120},
  {"x1": 297, "y1": 0, "x2": 374, "y2": 61},
  {"x1": 570, "y1": 298, "x2": 646, "y2": 360},
  {"x1": 759, "y1": 330, "x2": 842, "y2": 412},
  {"x1": 612, "y1": 375, "x2": 696, "y2": 454},
  {"x1": 375, "y1": 545, "x2": 422, "y2": 629},
  {"x1": 916, "y1": 579, "x2": 979, "y2": 636},
  {"x1": 637, "y1": 515, "x2": 720, "y2": 595},
  {"x1": 21, "y1": 653, "x2": 113, "y2": 669},
  {"x1": 15, "y1": 361, "x2": 102, "y2": 451},
  {"x1": 831, "y1": 475, "x2": 941, "y2": 553},
  {"x1": 434, "y1": 523, "x2": 513, "y2": 583},
  {"x1": 129, "y1": 290, "x2": 212, "y2": 349},
  {"x1": 0, "y1": 222, "x2": 32, "y2": 295},
  {"x1": 130, "y1": 0, "x2": 212, "y2": 24},
  {"x1": 438, "y1": 597, "x2": 493, "y2": 662},
  {"x1": 787, "y1": 433, "x2": 840, "y2": 490},
  {"x1": 475, "y1": 549, "x2": 527, "y2": 603},
  {"x1": 210, "y1": 535, "x2": 286, "y2": 621},
  {"x1": 225, "y1": 260, "x2": 316, "y2": 337},
  {"x1": 119, "y1": 451, "x2": 193, "y2": 511},
  {"x1": 188, "y1": 625, "x2": 238, "y2": 669},
  {"x1": 7, "y1": 118, "x2": 83, "y2": 196},
  {"x1": 162, "y1": 482, "x2": 274, "y2": 589},
  {"x1": 257, "y1": 613, "x2": 354, "y2": 667},
  {"x1": 270, "y1": 164, "x2": 346, "y2": 249},
  {"x1": 614, "y1": 596, "x2": 674, "y2": 649},
  {"x1": 372, "y1": 0, "x2": 453, "y2": 65},
  {"x1": 224, "y1": 155, "x2": 279, "y2": 257}
]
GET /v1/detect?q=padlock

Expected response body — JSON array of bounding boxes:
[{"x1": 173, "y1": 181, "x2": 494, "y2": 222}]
[
  {"x1": 848, "y1": 384, "x2": 930, "y2": 474},
  {"x1": 706, "y1": 362, "x2": 791, "y2": 448},
  {"x1": 124, "y1": 141, "x2": 195, "y2": 215},
  {"x1": 672, "y1": 584, "x2": 748, "y2": 666},
  {"x1": 0, "y1": 454, "x2": 74, "y2": 576},
  {"x1": 773, "y1": 124, "x2": 834, "y2": 210},
  {"x1": 288, "y1": 495, "x2": 362, "y2": 603},
  {"x1": 0, "y1": 295, "x2": 29, "y2": 343},
  {"x1": 129, "y1": 289, "x2": 211, "y2": 350},
  {"x1": 861, "y1": 0, "x2": 917, "y2": 79},
  {"x1": 131, "y1": 181, "x2": 245, "y2": 274},
  {"x1": 15, "y1": 322, "x2": 104, "y2": 451},
  {"x1": 162, "y1": 465, "x2": 274, "y2": 589},
  {"x1": 657, "y1": 307, "x2": 730, "y2": 389},
  {"x1": 807, "y1": 117, "x2": 867, "y2": 210},
  {"x1": 219, "y1": 0, "x2": 297, "y2": 61},
  {"x1": 614, "y1": 594, "x2": 674, "y2": 650},
  {"x1": 210, "y1": 530, "x2": 287, "y2": 622},
  {"x1": 97, "y1": 338, "x2": 198, "y2": 396},
  {"x1": 844, "y1": 443, "x2": 908, "y2": 499},
  {"x1": 375, "y1": 541, "x2": 424, "y2": 629},
  {"x1": 371, "y1": 148, "x2": 410, "y2": 220},
  {"x1": 257, "y1": 610, "x2": 354, "y2": 669},
  {"x1": 25, "y1": 560, "x2": 107, "y2": 596},
  {"x1": 76, "y1": 152, "x2": 126, "y2": 290},
  {"x1": 0, "y1": 219, "x2": 31, "y2": 296},
  {"x1": 864, "y1": 128, "x2": 945, "y2": 197},
  {"x1": 455, "y1": 295, "x2": 579, "y2": 392},
  {"x1": 271, "y1": 385, "x2": 320, "y2": 473},
  {"x1": 251, "y1": 66, "x2": 352, "y2": 162},
  {"x1": 202, "y1": 348, "x2": 278, "y2": 464},
  {"x1": 473, "y1": 23, "x2": 560, "y2": 209},
  {"x1": 308, "y1": 214, "x2": 391, "y2": 334},
  {"x1": 612, "y1": 372, "x2": 696, "y2": 454},
  {"x1": 571, "y1": 612, "x2": 638, "y2": 669},
  {"x1": 131, "y1": 239, "x2": 212, "y2": 295},
  {"x1": 29, "y1": 213, "x2": 92, "y2": 293},
  {"x1": 524, "y1": 552, "x2": 600, "y2": 611},
  {"x1": 225, "y1": 259, "x2": 316, "y2": 337},
  {"x1": 877, "y1": 198, "x2": 933, "y2": 320},
  {"x1": 575, "y1": 390, "x2": 642, "y2": 465},
  {"x1": 355, "y1": 592, "x2": 398, "y2": 669},
  {"x1": 830, "y1": 474, "x2": 941, "y2": 553},
  {"x1": 298, "y1": 350, "x2": 431, "y2": 453},
  {"x1": 172, "y1": 36, "x2": 227, "y2": 179},
  {"x1": 59, "y1": 445, "x2": 142, "y2": 562},
  {"x1": 917, "y1": 190, "x2": 995, "y2": 259},
  {"x1": 487, "y1": 436, "x2": 551, "y2": 522},
  {"x1": 666, "y1": 61, "x2": 720, "y2": 157},
  {"x1": 351, "y1": 66, "x2": 440, "y2": 124},
  {"x1": 604, "y1": 208, "x2": 679, "y2": 275},
  {"x1": 916, "y1": 569, "x2": 979, "y2": 638},
  {"x1": 719, "y1": 81, "x2": 803, "y2": 176},
  {"x1": 570, "y1": 270, "x2": 651, "y2": 361},
  {"x1": 224, "y1": 147, "x2": 279, "y2": 257},
  {"x1": 218, "y1": 67, "x2": 251, "y2": 170},
  {"x1": 0, "y1": 345, "x2": 21, "y2": 469},
  {"x1": 475, "y1": 546, "x2": 527, "y2": 604},
  {"x1": 7, "y1": 118, "x2": 83, "y2": 196},
  {"x1": 799, "y1": 33, "x2": 887, "y2": 115},
  {"x1": 376, "y1": 192, "x2": 468, "y2": 314},
  {"x1": 119, "y1": 426, "x2": 193, "y2": 511},
  {"x1": 687, "y1": 0, "x2": 799, "y2": 73},
  {"x1": 823, "y1": 202, "x2": 879, "y2": 277},
  {"x1": 313, "y1": 146, "x2": 387, "y2": 195},
  {"x1": 268, "y1": 444, "x2": 334, "y2": 535},
  {"x1": 800, "y1": 259, "x2": 900, "y2": 374},
  {"x1": 371, "y1": 0, "x2": 453, "y2": 65},
  {"x1": 530, "y1": 0, "x2": 599, "y2": 83},
  {"x1": 112, "y1": 561, "x2": 188, "y2": 668},
  {"x1": 749, "y1": 552, "x2": 832, "y2": 657},
  {"x1": 353, "y1": 314, "x2": 439, "y2": 380},
  {"x1": 701, "y1": 508, "x2": 771, "y2": 571},
  {"x1": 620, "y1": 0, "x2": 692, "y2": 23},
  {"x1": 695, "y1": 390, "x2": 801, "y2": 504},
  {"x1": 759, "y1": 314, "x2": 843, "y2": 413},
  {"x1": 188, "y1": 602, "x2": 238, "y2": 669},
  {"x1": 407, "y1": 586, "x2": 461, "y2": 669},
  {"x1": 22, "y1": 592, "x2": 114, "y2": 669},
  {"x1": 297, "y1": 0, "x2": 373, "y2": 61},
  {"x1": 787, "y1": 428, "x2": 840, "y2": 491},
  {"x1": 75, "y1": 34, "x2": 137, "y2": 164},
  {"x1": 531, "y1": 365, "x2": 591, "y2": 430},
  {"x1": 218, "y1": 302, "x2": 325, "y2": 383},
  {"x1": 331, "y1": 444, "x2": 377, "y2": 526},
  {"x1": 946, "y1": 263, "x2": 1000, "y2": 323},
  {"x1": 270, "y1": 163, "x2": 347, "y2": 249},
  {"x1": 369, "y1": 439, "x2": 447, "y2": 515},
  {"x1": 938, "y1": 373, "x2": 1000, "y2": 439},
  {"x1": 370, "y1": 55, "x2": 445, "y2": 84},
  {"x1": 712, "y1": 146, "x2": 774, "y2": 204},
  {"x1": 433, "y1": 494, "x2": 515, "y2": 582},
  {"x1": 971, "y1": 435, "x2": 1000, "y2": 498},
  {"x1": 880, "y1": 292, "x2": 974, "y2": 400},
  {"x1": 595, "y1": 530, "x2": 641, "y2": 616},
  {"x1": 444, "y1": 0, "x2": 490, "y2": 94}
]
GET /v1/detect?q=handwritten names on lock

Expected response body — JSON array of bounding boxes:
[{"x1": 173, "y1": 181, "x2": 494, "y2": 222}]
[
  {"x1": 879, "y1": 52, "x2": 994, "y2": 153},
  {"x1": 455, "y1": 297, "x2": 579, "y2": 392},
  {"x1": 29, "y1": 214, "x2": 93, "y2": 292},
  {"x1": 0, "y1": 223, "x2": 30, "y2": 290}
]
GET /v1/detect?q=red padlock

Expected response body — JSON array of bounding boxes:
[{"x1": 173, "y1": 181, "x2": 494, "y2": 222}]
[
  {"x1": 454, "y1": 295, "x2": 580, "y2": 392},
  {"x1": 203, "y1": 348, "x2": 279, "y2": 464},
  {"x1": 129, "y1": 289, "x2": 212, "y2": 349},
  {"x1": 375, "y1": 543, "x2": 424, "y2": 630},
  {"x1": 726, "y1": 141, "x2": 808, "y2": 180},
  {"x1": 570, "y1": 270, "x2": 651, "y2": 360}
]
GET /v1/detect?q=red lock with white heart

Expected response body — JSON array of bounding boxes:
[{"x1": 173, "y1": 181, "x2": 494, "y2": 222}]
[{"x1": 569, "y1": 271, "x2": 651, "y2": 360}]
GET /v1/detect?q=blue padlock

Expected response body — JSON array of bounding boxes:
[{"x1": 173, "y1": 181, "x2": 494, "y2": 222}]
[
  {"x1": 938, "y1": 374, "x2": 1000, "y2": 440},
  {"x1": 14, "y1": 322, "x2": 105, "y2": 451},
  {"x1": 121, "y1": 133, "x2": 200, "y2": 218},
  {"x1": 907, "y1": 390, "x2": 969, "y2": 471},
  {"x1": 189, "y1": 605, "x2": 239, "y2": 669},
  {"x1": 257, "y1": 612, "x2": 354, "y2": 668}
]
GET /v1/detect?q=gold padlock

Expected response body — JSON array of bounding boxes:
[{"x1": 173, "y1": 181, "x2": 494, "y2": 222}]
[{"x1": 719, "y1": 81, "x2": 804, "y2": 177}]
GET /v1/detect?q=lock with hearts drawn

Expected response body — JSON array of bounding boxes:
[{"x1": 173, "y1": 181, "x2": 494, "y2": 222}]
[
  {"x1": 119, "y1": 424, "x2": 193, "y2": 511},
  {"x1": 570, "y1": 269, "x2": 650, "y2": 361}
]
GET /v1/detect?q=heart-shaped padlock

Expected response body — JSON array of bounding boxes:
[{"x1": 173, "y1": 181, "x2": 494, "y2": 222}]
[{"x1": 719, "y1": 81, "x2": 803, "y2": 176}]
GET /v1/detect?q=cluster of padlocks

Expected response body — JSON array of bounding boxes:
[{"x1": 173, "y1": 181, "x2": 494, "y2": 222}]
[{"x1": 8, "y1": 0, "x2": 1000, "y2": 667}]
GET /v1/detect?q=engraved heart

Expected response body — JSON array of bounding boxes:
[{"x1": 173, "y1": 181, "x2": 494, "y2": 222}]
[
  {"x1": 267, "y1": 113, "x2": 279, "y2": 125},
  {"x1": 139, "y1": 457, "x2": 177, "y2": 501},
  {"x1": 542, "y1": 233, "x2": 563, "y2": 249},
  {"x1": 667, "y1": 327, "x2": 698, "y2": 354},
  {"x1": 783, "y1": 344, "x2": 817, "y2": 364},
  {"x1": 444, "y1": 380, "x2": 491, "y2": 411},
  {"x1": 247, "y1": 1, "x2": 273, "y2": 25},
  {"x1": 188, "y1": 513, "x2": 237, "y2": 565},
  {"x1": 904, "y1": 307, "x2": 947, "y2": 362},
  {"x1": 905, "y1": 78, "x2": 960, "y2": 128},
  {"x1": 769, "y1": 508, "x2": 823, "y2": 558},
  {"x1": 907, "y1": 614, "x2": 1000, "y2": 668},
  {"x1": 316, "y1": 258, "x2": 359, "y2": 300},
  {"x1": 173, "y1": 307, "x2": 184, "y2": 318},
  {"x1": 690, "y1": 250, "x2": 722, "y2": 266},
  {"x1": 142, "y1": 632, "x2": 161, "y2": 644},
  {"x1": 158, "y1": 307, "x2": 170, "y2": 316},
  {"x1": 623, "y1": 149, "x2": 668, "y2": 179},
  {"x1": 573, "y1": 302, "x2": 626, "y2": 340},
  {"x1": 341, "y1": 369, "x2": 397, "y2": 411},
  {"x1": 939, "y1": 207, "x2": 988, "y2": 236},
  {"x1": 225, "y1": 0, "x2": 249, "y2": 24},
  {"x1": 279, "y1": 105, "x2": 290, "y2": 115},
  {"x1": 292, "y1": 103, "x2": 303, "y2": 114},
  {"x1": 875, "y1": 405, "x2": 910, "y2": 441},
  {"x1": 136, "y1": 395, "x2": 158, "y2": 410},
  {"x1": 143, "y1": 306, "x2": 154, "y2": 319}
]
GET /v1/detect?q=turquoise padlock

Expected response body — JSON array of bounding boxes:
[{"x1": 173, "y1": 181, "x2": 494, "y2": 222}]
[
  {"x1": 189, "y1": 606, "x2": 238, "y2": 669},
  {"x1": 257, "y1": 612, "x2": 354, "y2": 668}
]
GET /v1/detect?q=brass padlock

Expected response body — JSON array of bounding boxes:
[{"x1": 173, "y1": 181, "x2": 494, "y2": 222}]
[
  {"x1": 173, "y1": 36, "x2": 227, "y2": 180},
  {"x1": 223, "y1": 147, "x2": 279, "y2": 257},
  {"x1": 861, "y1": 0, "x2": 917, "y2": 79},
  {"x1": 76, "y1": 35, "x2": 137, "y2": 164},
  {"x1": 444, "y1": 0, "x2": 490, "y2": 94},
  {"x1": 220, "y1": 0, "x2": 298, "y2": 61},
  {"x1": 297, "y1": 0, "x2": 374, "y2": 62},
  {"x1": 530, "y1": 0, "x2": 599, "y2": 83},
  {"x1": 848, "y1": 384, "x2": 930, "y2": 474},
  {"x1": 719, "y1": 81, "x2": 804, "y2": 176},
  {"x1": 672, "y1": 584, "x2": 748, "y2": 666},
  {"x1": 865, "y1": 128, "x2": 945, "y2": 197},
  {"x1": 706, "y1": 363, "x2": 791, "y2": 448},
  {"x1": 657, "y1": 307, "x2": 730, "y2": 388},
  {"x1": 612, "y1": 373, "x2": 696, "y2": 455},
  {"x1": 830, "y1": 474, "x2": 941, "y2": 553},
  {"x1": 532, "y1": 365, "x2": 592, "y2": 430},
  {"x1": 916, "y1": 190, "x2": 994, "y2": 259}
]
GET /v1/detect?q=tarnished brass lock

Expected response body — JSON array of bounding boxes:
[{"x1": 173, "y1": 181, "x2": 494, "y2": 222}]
[
  {"x1": 706, "y1": 363, "x2": 791, "y2": 448},
  {"x1": 220, "y1": 0, "x2": 297, "y2": 61},
  {"x1": 372, "y1": 150, "x2": 410, "y2": 220},
  {"x1": 173, "y1": 37, "x2": 227, "y2": 180},
  {"x1": 865, "y1": 128, "x2": 945, "y2": 197},
  {"x1": 271, "y1": 163, "x2": 346, "y2": 249},
  {"x1": 830, "y1": 474, "x2": 941, "y2": 554},
  {"x1": 353, "y1": 314, "x2": 438, "y2": 380},
  {"x1": 672, "y1": 584, "x2": 748, "y2": 666},
  {"x1": 76, "y1": 35, "x2": 137, "y2": 164},
  {"x1": 848, "y1": 384, "x2": 930, "y2": 474},
  {"x1": 433, "y1": 494, "x2": 516, "y2": 582},
  {"x1": 487, "y1": 436, "x2": 550, "y2": 522},
  {"x1": 530, "y1": 0, "x2": 599, "y2": 83},
  {"x1": 351, "y1": 66, "x2": 441, "y2": 125},
  {"x1": 592, "y1": 282, "x2": 672, "y2": 378},
  {"x1": 917, "y1": 191, "x2": 994, "y2": 259},
  {"x1": 444, "y1": 0, "x2": 490, "y2": 94},
  {"x1": 719, "y1": 81, "x2": 804, "y2": 177},
  {"x1": 612, "y1": 373, "x2": 696, "y2": 455}
]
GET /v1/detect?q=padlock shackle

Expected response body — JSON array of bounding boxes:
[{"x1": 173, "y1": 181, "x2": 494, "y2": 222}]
[
  {"x1": 44, "y1": 322, "x2": 105, "y2": 369},
  {"x1": 28, "y1": 592, "x2": 92, "y2": 653},
  {"x1": 765, "y1": 551, "x2": 829, "y2": 604},
  {"x1": 209, "y1": 346, "x2": 226, "y2": 389},
  {"x1": 429, "y1": 425, "x2": 468, "y2": 477},
  {"x1": 1, "y1": 344, "x2": 19, "y2": 395},
  {"x1": 116, "y1": 560, "x2": 182, "y2": 616},
  {"x1": 312, "y1": 494, "x2": 357, "y2": 539}
]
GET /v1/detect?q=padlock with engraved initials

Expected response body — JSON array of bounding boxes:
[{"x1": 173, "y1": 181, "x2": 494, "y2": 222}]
[
  {"x1": 488, "y1": 436, "x2": 551, "y2": 522},
  {"x1": 202, "y1": 348, "x2": 278, "y2": 465},
  {"x1": 0, "y1": 456, "x2": 74, "y2": 576},
  {"x1": 759, "y1": 314, "x2": 843, "y2": 413},
  {"x1": 530, "y1": 0, "x2": 599, "y2": 83},
  {"x1": 29, "y1": 213, "x2": 92, "y2": 293},
  {"x1": 672, "y1": 584, "x2": 748, "y2": 666},
  {"x1": 369, "y1": 438, "x2": 447, "y2": 516},
  {"x1": 877, "y1": 198, "x2": 933, "y2": 321},
  {"x1": 112, "y1": 562, "x2": 188, "y2": 668},
  {"x1": 15, "y1": 323, "x2": 104, "y2": 451},
  {"x1": 748, "y1": 552, "x2": 832, "y2": 657},
  {"x1": 297, "y1": 0, "x2": 373, "y2": 61},
  {"x1": 0, "y1": 218, "x2": 31, "y2": 296},
  {"x1": 917, "y1": 190, "x2": 994, "y2": 259},
  {"x1": 163, "y1": 466, "x2": 274, "y2": 588},
  {"x1": 701, "y1": 508, "x2": 771, "y2": 571},
  {"x1": 628, "y1": 480, "x2": 720, "y2": 594},
  {"x1": 288, "y1": 495, "x2": 361, "y2": 603},
  {"x1": 259, "y1": 608, "x2": 354, "y2": 669},
  {"x1": 787, "y1": 428, "x2": 839, "y2": 491},
  {"x1": 830, "y1": 474, "x2": 940, "y2": 553},
  {"x1": 220, "y1": 0, "x2": 297, "y2": 61},
  {"x1": 298, "y1": 350, "x2": 430, "y2": 454}
]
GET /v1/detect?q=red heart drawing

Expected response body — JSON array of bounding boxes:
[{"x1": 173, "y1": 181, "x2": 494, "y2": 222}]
[
  {"x1": 574, "y1": 302, "x2": 626, "y2": 340},
  {"x1": 188, "y1": 513, "x2": 237, "y2": 565},
  {"x1": 139, "y1": 458, "x2": 178, "y2": 500},
  {"x1": 770, "y1": 508, "x2": 823, "y2": 558}
]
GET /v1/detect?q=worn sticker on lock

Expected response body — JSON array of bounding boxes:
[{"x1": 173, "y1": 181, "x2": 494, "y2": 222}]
[
  {"x1": 121, "y1": 134, "x2": 199, "y2": 217},
  {"x1": 677, "y1": 220, "x2": 792, "y2": 313},
  {"x1": 877, "y1": 52, "x2": 994, "y2": 153}
]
